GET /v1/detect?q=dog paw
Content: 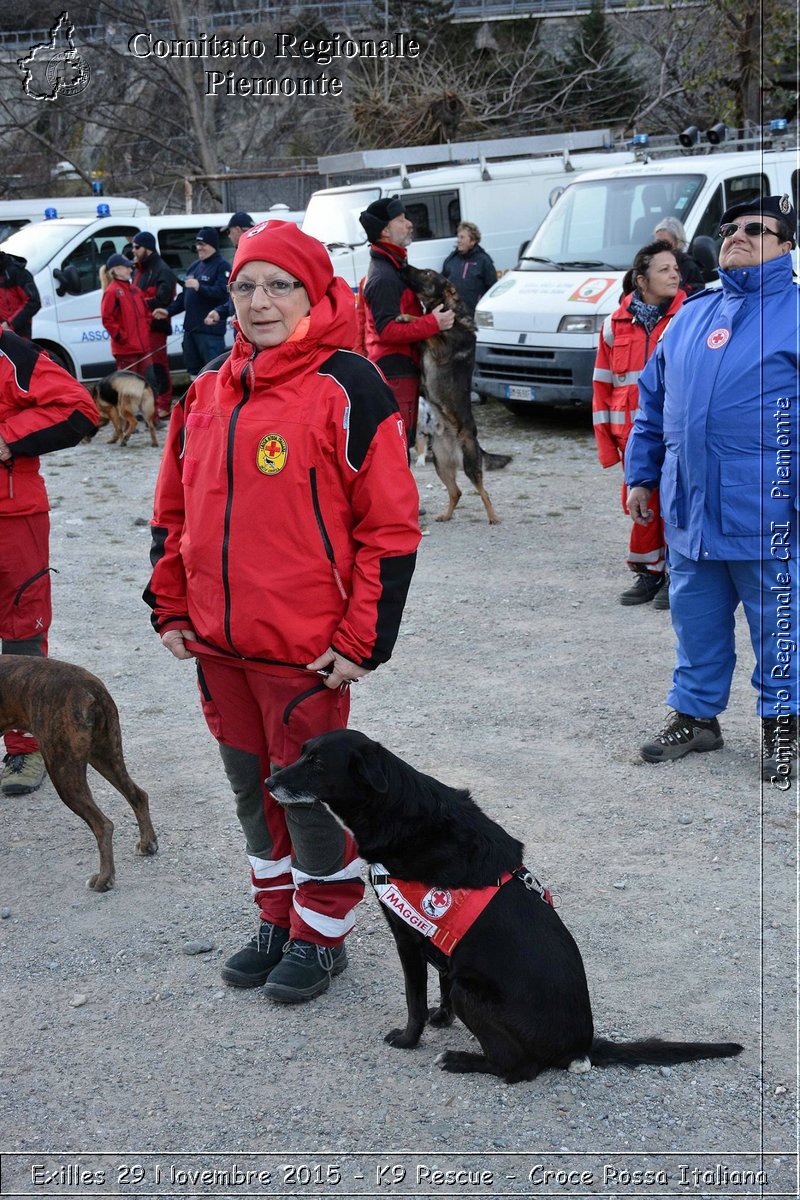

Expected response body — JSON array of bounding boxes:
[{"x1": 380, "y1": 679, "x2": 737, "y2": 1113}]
[
  {"x1": 136, "y1": 837, "x2": 159, "y2": 857},
  {"x1": 384, "y1": 1027, "x2": 421, "y2": 1049},
  {"x1": 427, "y1": 1005, "x2": 454, "y2": 1027},
  {"x1": 87, "y1": 873, "x2": 114, "y2": 892},
  {"x1": 568, "y1": 1056, "x2": 592, "y2": 1074}
]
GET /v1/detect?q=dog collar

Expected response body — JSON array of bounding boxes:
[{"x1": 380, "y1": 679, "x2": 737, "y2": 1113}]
[{"x1": 369, "y1": 864, "x2": 553, "y2": 956}]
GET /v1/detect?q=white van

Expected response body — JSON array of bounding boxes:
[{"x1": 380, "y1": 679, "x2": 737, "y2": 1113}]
[
  {"x1": 302, "y1": 134, "x2": 633, "y2": 289},
  {"x1": 0, "y1": 197, "x2": 149, "y2": 243},
  {"x1": 0, "y1": 209, "x2": 283, "y2": 381},
  {"x1": 473, "y1": 146, "x2": 800, "y2": 410}
]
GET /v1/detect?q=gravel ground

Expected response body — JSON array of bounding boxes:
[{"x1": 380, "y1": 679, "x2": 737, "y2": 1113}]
[{"x1": 0, "y1": 401, "x2": 796, "y2": 1198}]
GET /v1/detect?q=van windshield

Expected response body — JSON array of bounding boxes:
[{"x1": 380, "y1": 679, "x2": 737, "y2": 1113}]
[
  {"x1": 302, "y1": 188, "x2": 380, "y2": 247},
  {"x1": 522, "y1": 174, "x2": 705, "y2": 270},
  {"x1": 0, "y1": 221, "x2": 85, "y2": 273}
]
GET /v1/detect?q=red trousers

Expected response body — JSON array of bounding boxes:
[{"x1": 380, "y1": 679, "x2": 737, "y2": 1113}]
[
  {"x1": 0, "y1": 513, "x2": 50, "y2": 754},
  {"x1": 140, "y1": 335, "x2": 173, "y2": 417},
  {"x1": 386, "y1": 376, "x2": 419, "y2": 448},
  {"x1": 196, "y1": 656, "x2": 364, "y2": 945},
  {"x1": 620, "y1": 480, "x2": 666, "y2": 575}
]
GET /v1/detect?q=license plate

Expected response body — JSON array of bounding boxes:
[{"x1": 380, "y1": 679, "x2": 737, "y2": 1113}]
[{"x1": 505, "y1": 385, "x2": 535, "y2": 401}]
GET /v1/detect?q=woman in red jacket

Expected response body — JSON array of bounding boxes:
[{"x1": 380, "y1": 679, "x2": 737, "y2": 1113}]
[
  {"x1": 592, "y1": 241, "x2": 686, "y2": 607},
  {"x1": 99, "y1": 254, "x2": 151, "y2": 374},
  {"x1": 146, "y1": 221, "x2": 420, "y2": 1005}
]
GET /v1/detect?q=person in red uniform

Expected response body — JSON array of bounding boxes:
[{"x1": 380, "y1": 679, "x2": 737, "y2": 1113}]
[
  {"x1": 592, "y1": 241, "x2": 686, "y2": 607},
  {"x1": 99, "y1": 254, "x2": 152, "y2": 375},
  {"x1": 0, "y1": 331, "x2": 99, "y2": 796},
  {"x1": 358, "y1": 195, "x2": 454, "y2": 448},
  {"x1": 145, "y1": 221, "x2": 420, "y2": 1004},
  {"x1": 0, "y1": 250, "x2": 41, "y2": 339},
  {"x1": 131, "y1": 231, "x2": 178, "y2": 421}
]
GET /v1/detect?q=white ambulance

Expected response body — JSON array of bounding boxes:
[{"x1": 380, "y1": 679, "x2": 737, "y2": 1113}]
[
  {"x1": 0, "y1": 208, "x2": 287, "y2": 381},
  {"x1": 473, "y1": 146, "x2": 800, "y2": 411},
  {"x1": 302, "y1": 132, "x2": 634, "y2": 290},
  {"x1": 0, "y1": 197, "x2": 149, "y2": 243}
]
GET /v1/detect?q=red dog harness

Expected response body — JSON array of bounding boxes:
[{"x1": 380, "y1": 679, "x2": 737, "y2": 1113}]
[{"x1": 369, "y1": 864, "x2": 554, "y2": 956}]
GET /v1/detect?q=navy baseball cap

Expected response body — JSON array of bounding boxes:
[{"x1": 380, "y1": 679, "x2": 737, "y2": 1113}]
[{"x1": 222, "y1": 211, "x2": 254, "y2": 233}]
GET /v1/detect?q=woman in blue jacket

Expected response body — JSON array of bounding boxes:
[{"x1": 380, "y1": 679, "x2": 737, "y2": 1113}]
[{"x1": 625, "y1": 195, "x2": 799, "y2": 783}]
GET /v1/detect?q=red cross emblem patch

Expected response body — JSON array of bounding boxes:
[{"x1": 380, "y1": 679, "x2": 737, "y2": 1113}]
[
  {"x1": 421, "y1": 887, "x2": 453, "y2": 919},
  {"x1": 256, "y1": 432, "x2": 288, "y2": 475},
  {"x1": 706, "y1": 328, "x2": 730, "y2": 350}
]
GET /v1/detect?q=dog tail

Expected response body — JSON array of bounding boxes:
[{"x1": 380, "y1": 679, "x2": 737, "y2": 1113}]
[
  {"x1": 481, "y1": 447, "x2": 513, "y2": 471},
  {"x1": 589, "y1": 1036, "x2": 743, "y2": 1068}
]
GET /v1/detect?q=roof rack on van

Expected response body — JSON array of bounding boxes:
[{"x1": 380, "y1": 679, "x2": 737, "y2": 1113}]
[{"x1": 317, "y1": 130, "x2": 616, "y2": 181}]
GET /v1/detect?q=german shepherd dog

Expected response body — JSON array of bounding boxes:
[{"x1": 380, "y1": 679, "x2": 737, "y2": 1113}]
[
  {"x1": 400, "y1": 264, "x2": 511, "y2": 525},
  {"x1": 268, "y1": 730, "x2": 743, "y2": 1084},
  {"x1": 93, "y1": 371, "x2": 158, "y2": 447},
  {"x1": 0, "y1": 656, "x2": 157, "y2": 891}
]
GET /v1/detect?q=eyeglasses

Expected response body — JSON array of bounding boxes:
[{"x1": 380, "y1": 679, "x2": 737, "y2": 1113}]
[
  {"x1": 718, "y1": 221, "x2": 782, "y2": 240},
  {"x1": 228, "y1": 279, "x2": 305, "y2": 300}
]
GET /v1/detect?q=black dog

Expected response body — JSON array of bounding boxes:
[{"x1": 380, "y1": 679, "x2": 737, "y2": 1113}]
[
  {"x1": 400, "y1": 264, "x2": 511, "y2": 525},
  {"x1": 268, "y1": 730, "x2": 742, "y2": 1083}
]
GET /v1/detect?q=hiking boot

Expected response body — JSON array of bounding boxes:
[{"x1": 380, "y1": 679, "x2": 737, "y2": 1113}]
[
  {"x1": 620, "y1": 573, "x2": 665, "y2": 606},
  {"x1": 262, "y1": 939, "x2": 348, "y2": 1004},
  {"x1": 652, "y1": 572, "x2": 671, "y2": 610},
  {"x1": 762, "y1": 716, "x2": 799, "y2": 783},
  {"x1": 221, "y1": 920, "x2": 290, "y2": 988},
  {"x1": 1, "y1": 751, "x2": 46, "y2": 796},
  {"x1": 640, "y1": 710, "x2": 723, "y2": 762}
]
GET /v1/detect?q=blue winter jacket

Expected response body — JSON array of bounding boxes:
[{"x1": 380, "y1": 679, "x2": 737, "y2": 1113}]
[
  {"x1": 625, "y1": 253, "x2": 800, "y2": 561},
  {"x1": 167, "y1": 252, "x2": 231, "y2": 336}
]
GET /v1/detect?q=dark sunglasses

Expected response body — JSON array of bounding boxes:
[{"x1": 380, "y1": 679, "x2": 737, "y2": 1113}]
[{"x1": 718, "y1": 221, "x2": 782, "y2": 240}]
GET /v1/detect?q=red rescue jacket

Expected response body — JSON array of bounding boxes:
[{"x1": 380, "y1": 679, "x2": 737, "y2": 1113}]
[
  {"x1": 362, "y1": 243, "x2": 440, "y2": 378},
  {"x1": 592, "y1": 290, "x2": 685, "y2": 468},
  {"x1": 100, "y1": 280, "x2": 151, "y2": 359},
  {"x1": 0, "y1": 331, "x2": 99, "y2": 515},
  {"x1": 146, "y1": 278, "x2": 421, "y2": 670}
]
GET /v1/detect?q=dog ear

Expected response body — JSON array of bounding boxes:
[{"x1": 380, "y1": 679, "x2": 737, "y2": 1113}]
[{"x1": 353, "y1": 744, "x2": 389, "y2": 794}]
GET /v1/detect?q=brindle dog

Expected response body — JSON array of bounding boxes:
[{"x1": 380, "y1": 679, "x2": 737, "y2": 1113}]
[
  {"x1": 0, "y1": 656, "x2": 157, "y2": 890},
  {"x1": 400, "y1": 264, "x2": 511, "y2": 525}
]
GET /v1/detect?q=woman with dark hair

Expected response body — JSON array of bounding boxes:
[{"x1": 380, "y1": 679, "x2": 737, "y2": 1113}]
[{"x1": 592, "y1": 241, "x2": 686, "y2": 607}]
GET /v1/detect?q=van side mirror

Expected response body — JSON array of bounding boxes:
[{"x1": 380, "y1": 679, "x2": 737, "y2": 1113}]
[
  {"x1": 53, "y1": 266, "x2": 81, "y2": 296},
  {"x1": 690, "y1": 235, "x2": 719, "y2": 283}
]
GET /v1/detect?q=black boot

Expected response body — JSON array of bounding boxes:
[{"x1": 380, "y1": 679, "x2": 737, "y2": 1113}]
[
  {"x1": 221, "y1": 920, "x2": 290, "y2": 988},
  {"x1": 619, "y1": 573, "x2": 665, "y2": 606}
]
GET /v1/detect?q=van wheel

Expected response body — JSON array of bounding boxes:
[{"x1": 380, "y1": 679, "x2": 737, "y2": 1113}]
[{"x1": 36, "y1": 343, "x2": 75, "y2": 376}]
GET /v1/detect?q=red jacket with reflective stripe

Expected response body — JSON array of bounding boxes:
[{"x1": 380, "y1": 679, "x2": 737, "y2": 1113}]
[
  {"x1": 146, "y1": 279, "x2": 420, "y2": 670},
  {"x1": 592, "y1": 290, "x2": 685, "y2": 468},
  {"x1": 0, "y1": 331, "x2": 99, "y2": 514}
]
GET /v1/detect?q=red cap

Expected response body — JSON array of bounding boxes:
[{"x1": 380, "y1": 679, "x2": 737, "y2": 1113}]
[{"x1": 231, "y1": 221, "x2": 333, "y2": 305}]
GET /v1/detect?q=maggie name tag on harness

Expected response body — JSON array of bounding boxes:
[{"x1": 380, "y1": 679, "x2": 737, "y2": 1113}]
[{"x1": 370, "y1": 864, "x2": 553, "y2": 955}]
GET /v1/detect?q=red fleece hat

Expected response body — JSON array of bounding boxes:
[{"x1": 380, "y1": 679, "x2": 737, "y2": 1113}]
[{"x1": 230, "y1": 220, "x2": 333, "y2": 305}]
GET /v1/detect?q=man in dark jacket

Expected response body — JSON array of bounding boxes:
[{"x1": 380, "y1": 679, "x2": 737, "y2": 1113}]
[
  {"x1": 153, "y1": 227, "x2": 230, "y2": 380},
  {"x1": 441, "y1": 222, "x2": 497, "y2": 316},
  {"x1": 359, "y1": 195, "x2": 453, "y2": 448},
  {"x1": 0, "y1": 330, "x2": 99, "y2": 796},
  {"x1": 131, "y1": 231, "x2": 178, "y2": 420},
  {"x1": 0, "y1": 252, "x2": 41, "y2": 339}
]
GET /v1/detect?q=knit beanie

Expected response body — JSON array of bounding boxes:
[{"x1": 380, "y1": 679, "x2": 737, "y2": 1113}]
[
  {"x1": 106, "y1": 253, "x2": 131, "y2": 270},
  {"x1": 194, "y1": 226, "x2": 220, "y2": 249},
  {"x1": 359, "y1": 195, "x2": 406, "y2": 243},
  {"x1": 230, "y1": 221, "x2": 333, "y2": 305},
  {"x1": 132, "y1": 231, "x2": 156, "y2": 251}
]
